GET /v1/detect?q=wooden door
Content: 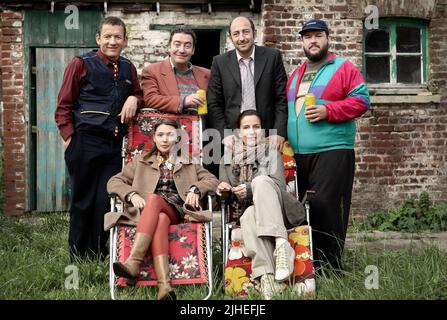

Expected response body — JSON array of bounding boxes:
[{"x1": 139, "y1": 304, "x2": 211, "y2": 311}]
[{"x1": 35, "y1": 48, "x2": 94, "y2": 211}]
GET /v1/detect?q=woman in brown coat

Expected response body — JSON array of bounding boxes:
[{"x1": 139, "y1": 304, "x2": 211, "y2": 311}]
[{"x1": 107, "y1": 118, "x2": 218, "y2": 300}]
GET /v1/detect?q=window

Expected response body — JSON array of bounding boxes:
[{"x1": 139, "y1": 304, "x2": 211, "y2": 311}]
[{"x1": 363, "y1": 18, "x2": 427, "y2": 86}]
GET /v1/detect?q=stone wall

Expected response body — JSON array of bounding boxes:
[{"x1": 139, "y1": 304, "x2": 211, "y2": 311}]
[{"x1": 0, "y1": 1, "x2": 445, "y2": 217}]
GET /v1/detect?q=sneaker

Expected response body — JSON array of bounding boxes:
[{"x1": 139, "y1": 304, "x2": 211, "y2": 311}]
[
  {"x1": 260, "y1": 274, "x2": 286, "y2": 300},
  {"x1": 273, "y1": 241, "x2": 295, "y2": 281}
]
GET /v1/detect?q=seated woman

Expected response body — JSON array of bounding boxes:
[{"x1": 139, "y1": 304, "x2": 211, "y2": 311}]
[
  {"x1": 107, "y1": 118, "x2": 218, "y2": 300},
  {"x1": 216, "y1": 110, "x2": 305, "y2": 300}
]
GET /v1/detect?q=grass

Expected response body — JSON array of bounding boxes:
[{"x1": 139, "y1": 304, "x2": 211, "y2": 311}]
[{"x1": 1, "y1": 212, "x2": 446, "y2": 300}]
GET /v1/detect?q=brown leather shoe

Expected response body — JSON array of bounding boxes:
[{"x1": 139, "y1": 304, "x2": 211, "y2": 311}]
[
  {"x1": 113, "y1": 233, "x2": 151, "y2": 279},
  {"x1": 153, "y1": 254, "x2": 176, "y2": 300}
]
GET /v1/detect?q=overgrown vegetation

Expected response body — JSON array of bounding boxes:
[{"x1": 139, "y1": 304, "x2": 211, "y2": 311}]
[{"x1": 355, "y1": 192, "x2": 447, "y2": 232}]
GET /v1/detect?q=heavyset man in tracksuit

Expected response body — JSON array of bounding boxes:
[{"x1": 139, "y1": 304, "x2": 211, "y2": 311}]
[
  {"x1": 287, "y1": 19, "x2": 371, "y2": 271},
  {"x1": 55, "y1": 17, "x2": 143, "y2": 260}
]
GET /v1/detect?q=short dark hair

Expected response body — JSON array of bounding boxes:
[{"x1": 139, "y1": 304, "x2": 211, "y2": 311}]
[
  {"x1": 168, "y1": 28, "x2": 197, "y2": 47},
  {"x1": 228, "y1": 16, "x2": 256, "y2": 35},
  {"x1": 97, "y1": 16, "x2": 127, "y2": 37},
  {"x1": 237, "y1": 110, "x2": 263, "y2": 129}
]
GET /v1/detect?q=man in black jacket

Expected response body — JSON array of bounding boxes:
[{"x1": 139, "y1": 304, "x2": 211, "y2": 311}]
[{"x1": 207, "y1": 16, "x2": 288, "y2": 152}]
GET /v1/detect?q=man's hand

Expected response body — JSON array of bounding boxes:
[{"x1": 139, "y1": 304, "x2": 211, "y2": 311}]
[
  {"x1": 119, "y1": 96, "x2": 138, "y2": 123},
  {"x1": 304, "y1": 105, "x2": 327, "y2": 123},
  {"x1": 185, "y1": 192, "x2": 200, "y2": 209},
  {"x1": 184, "y1": 94, "x2": 205, "y2": 109},
  {"x1": 216, "y1": 181, "x2": 232, "y2": 196},
  {"x1": 232, "y1": 184, "x2": 247, "y2": 200},
  {"x1": 62, "y1": 136, "x2": 72, "y2": 151},
  {"x1": 130, "y1": 193, "x2": 146, "y2": 209},
  {"x1": 269, "y1": 135, "x2": 285, "y2": 151}
]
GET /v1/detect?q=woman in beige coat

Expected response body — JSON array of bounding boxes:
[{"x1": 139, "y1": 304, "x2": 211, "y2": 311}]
[
  {"x1": 217, "y1": 110, "x2": 305, "y2": 300},
  {"x1": 107, "y1": 118, "x2": 218, "y2": 300}
]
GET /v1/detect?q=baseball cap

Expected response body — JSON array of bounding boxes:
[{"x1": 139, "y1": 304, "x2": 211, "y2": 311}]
[{"x1": 299, "y1": 19, "x2": 329, "y2": 35}]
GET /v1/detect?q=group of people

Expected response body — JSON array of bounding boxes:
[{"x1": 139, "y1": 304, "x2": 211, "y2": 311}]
[{"x1": 55, "y1": 15, "x2": 370, "y2": 300}]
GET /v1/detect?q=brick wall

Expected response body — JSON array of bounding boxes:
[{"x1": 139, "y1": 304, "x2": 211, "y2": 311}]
[
  {"x1": 0, "y1": 10, "x2": 26, "y2": 215},
  {"x1": 262, "y1": 0, "x2": 447, "y2": 216},
  {"x1": 352, "y1": 0, "x2": 447, "y2": 216},
  {"x1": 262, "y1": 0, "x2": 364, "y2": 74},
  {"x1": 0, "y1": 1, "x2": 445, "y2": 217},
  {"x1": 353, "y1": 102, "x2": 447, "y2": 216}
]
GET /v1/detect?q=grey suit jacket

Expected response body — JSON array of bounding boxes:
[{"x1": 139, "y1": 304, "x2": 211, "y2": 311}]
[{"x1": 207, "y1": 45, "x2": 288, "y2": 139}]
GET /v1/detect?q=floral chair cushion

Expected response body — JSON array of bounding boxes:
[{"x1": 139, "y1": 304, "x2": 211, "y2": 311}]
[
  {"x1": 115, "y1": 223, "x2": 208, "y2": 286},
  {"x1": 224, "y1": 225, "x2": 315, "y2": 297}
]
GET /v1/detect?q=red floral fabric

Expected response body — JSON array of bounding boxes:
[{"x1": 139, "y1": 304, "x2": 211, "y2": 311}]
[
  {"x1": 126, "y1": 109, "x2": 201, "y2": 163},
  {"x1": 115, "y1": 223, "x2": 208, "y2": 286},
  {"x1": 115, "y1": 110, "x2": 208, "y2": 287}
]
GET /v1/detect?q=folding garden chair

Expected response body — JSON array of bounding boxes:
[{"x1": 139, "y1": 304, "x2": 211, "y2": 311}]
[
  {"x1": 221, "y1": 141, "x2": 316, "y2": 297},
  {"x1": 108, "y1": 108, "x2": 214, "y2": 300}
]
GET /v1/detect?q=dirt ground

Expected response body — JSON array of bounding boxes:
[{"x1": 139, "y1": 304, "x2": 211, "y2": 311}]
[
  {"x1": 212, "y1": 212, "x2": 447, "y2": 252},
  {"x1": 345, "y1": 230, "x2": 447, "y2": 252}
]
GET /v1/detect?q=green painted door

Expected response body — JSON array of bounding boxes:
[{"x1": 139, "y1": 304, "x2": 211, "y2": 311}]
[
  {"x1": 35, "y1": 48, "x2": 95, "y2": 211},
  {"x1": 24, "y1": 8, "x2": 102, "y2": 212},
  {"x1": 26, "y1": 9, "x2": 101, "y2": 212}
]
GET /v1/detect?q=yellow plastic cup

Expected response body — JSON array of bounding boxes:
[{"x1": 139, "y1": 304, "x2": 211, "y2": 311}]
[
  {"x1": 196, "y1": 89, "x2": 208, "y2": 115},
  {"x1": 305, "y1": 93, "x2": 316, "y2": 107}
]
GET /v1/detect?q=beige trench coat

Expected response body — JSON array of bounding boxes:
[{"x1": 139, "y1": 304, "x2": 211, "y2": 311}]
[{"x1": 104, "y1": 152, "x2": 218, "y2": 230}]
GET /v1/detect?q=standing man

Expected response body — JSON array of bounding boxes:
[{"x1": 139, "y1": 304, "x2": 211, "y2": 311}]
[
  {"x1": 141, "y1": 28, "x2": 210, "y2": 114},
  {"x1": 287, "y1": 19, "x2": 370, "y2": 271},
  {"x1": 55, "y1": 16, "x2": 144, "y2": 260},
  {"x1": 207, "y1": 16, "x2": 288, "y2": 150}
]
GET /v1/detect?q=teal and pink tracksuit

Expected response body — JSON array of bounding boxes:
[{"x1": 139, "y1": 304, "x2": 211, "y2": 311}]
[
  {"x1": 286, "y1": 53, "x2": 370, "y2": 270},
  {"x1": 286, "y1": 53, "x2": 371, "y2": 154}
]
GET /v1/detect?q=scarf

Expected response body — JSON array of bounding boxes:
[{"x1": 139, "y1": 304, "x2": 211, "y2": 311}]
[{"x1": 231, "y1": 137, "x2": 269, "y2": 185}]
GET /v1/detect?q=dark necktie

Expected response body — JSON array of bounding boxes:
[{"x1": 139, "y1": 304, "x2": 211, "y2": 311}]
[{"x1": 112, "y1": 62, "x2": 118, "y2": 81}]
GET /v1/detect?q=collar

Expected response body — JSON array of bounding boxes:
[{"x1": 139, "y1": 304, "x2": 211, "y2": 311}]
[
  {"x1": 142, "y1": 152, "x2": 191, "y2": 171},
  {"x1": 169, "y1": 57, "x2": 193, "y2": 72},
  {"x1": 97, "y1": 50, "x2": 120, "y2": 66},
  {"x1": 236, "y1": 45, "x2": 255, "y2": 62}
]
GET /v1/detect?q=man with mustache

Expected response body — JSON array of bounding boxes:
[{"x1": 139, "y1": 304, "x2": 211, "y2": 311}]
[
  {"x1": 207, "y1": 16, "x2": 288, "y2": 151},
  {"x1": 286, "y1": 19, "x2": 371, "y2": 272}
]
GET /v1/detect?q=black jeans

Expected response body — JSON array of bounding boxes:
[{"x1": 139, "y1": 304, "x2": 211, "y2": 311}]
[
  {"x1": 295, "y1": 149, "x2": 355, "y2": 271},
  {"x1": 65, "y1": 131, "x2": 122, "y2": 260}
]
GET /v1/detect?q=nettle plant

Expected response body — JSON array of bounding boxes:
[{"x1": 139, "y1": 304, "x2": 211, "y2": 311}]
[{"x1": 359, "y1": 192, "x2": 447, "y2": 232}]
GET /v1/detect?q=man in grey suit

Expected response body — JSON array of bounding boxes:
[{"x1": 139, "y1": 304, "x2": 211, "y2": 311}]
[{"x1": 207, "y1": 16, "x2": 288, "y2": 150}]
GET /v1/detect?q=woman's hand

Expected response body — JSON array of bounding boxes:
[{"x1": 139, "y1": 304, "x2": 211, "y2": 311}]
[
  {"x1": 232, "y1": 184, "x2": 247, "y2": 200},
  {"x1": 185, "y1": 191, "x2": 200, "y2": 209},
  {"x1": 130, "y1": 194, "x2": 146, "y2": 209},
  {"x1": 216, "y1": 182, "x2": 232, "y2": 196}
]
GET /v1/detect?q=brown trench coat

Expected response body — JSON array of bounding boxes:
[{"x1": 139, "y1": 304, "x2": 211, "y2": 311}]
[{"x1": 104, "y1": 152, "x2": 219, "y2": 230}]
